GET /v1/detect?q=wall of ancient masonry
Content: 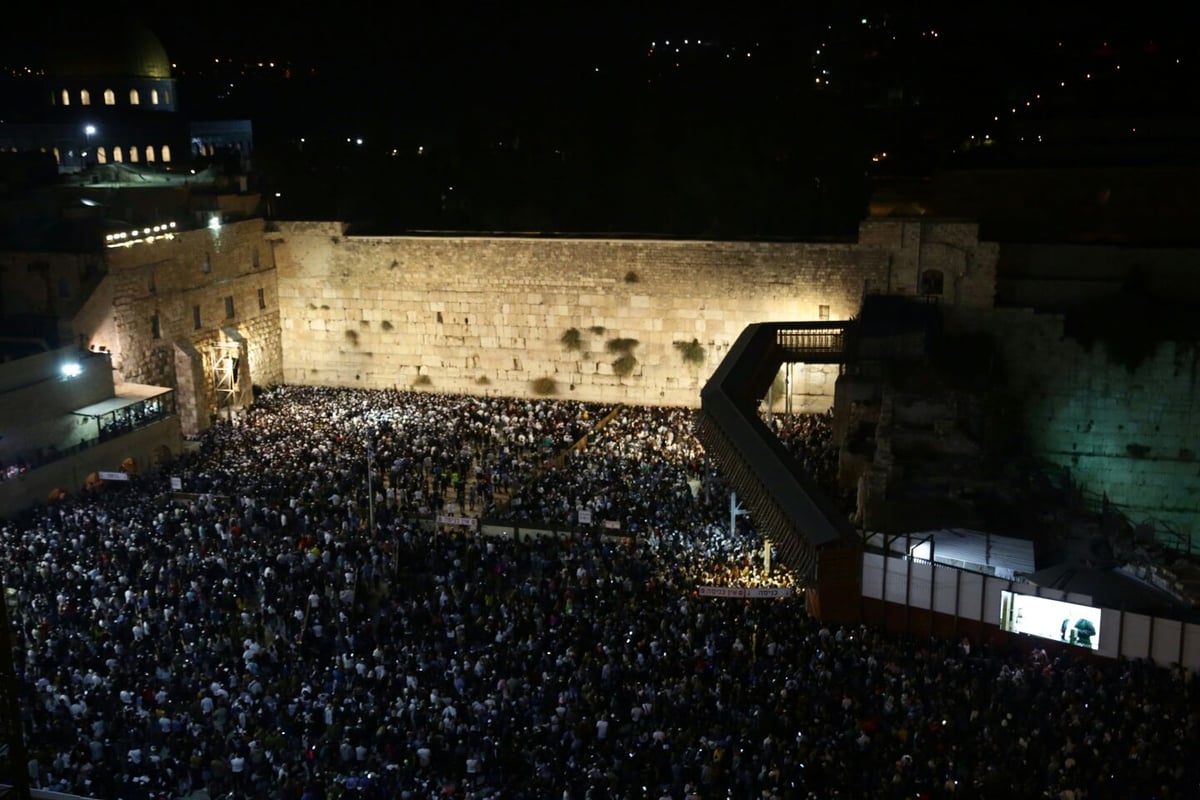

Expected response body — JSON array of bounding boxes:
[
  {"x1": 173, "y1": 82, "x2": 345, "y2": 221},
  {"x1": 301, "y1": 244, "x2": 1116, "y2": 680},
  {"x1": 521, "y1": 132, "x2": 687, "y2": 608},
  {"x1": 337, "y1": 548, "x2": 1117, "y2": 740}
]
[
  {"x1": 93, "y1": 219, "x2": 283, "y2": 433},
  {"x1": 270, "y1": 219, "x2": 995, "y2": 410},
  {"x1": 950, "y1": 307, "x2": 1200, "y2": 545}
]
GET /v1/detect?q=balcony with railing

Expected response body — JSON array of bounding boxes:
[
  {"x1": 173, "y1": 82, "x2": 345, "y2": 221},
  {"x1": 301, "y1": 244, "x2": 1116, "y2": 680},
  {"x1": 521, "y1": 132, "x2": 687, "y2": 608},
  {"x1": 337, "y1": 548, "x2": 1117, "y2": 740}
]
[{"x1": 774, "y1": 322, "x2": 850, "y2": 363}]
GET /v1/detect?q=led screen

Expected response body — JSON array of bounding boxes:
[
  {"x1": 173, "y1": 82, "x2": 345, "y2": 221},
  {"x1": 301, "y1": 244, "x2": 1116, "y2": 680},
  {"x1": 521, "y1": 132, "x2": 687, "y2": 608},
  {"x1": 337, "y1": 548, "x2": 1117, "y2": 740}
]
[{"x1": 999, "y1": 590, "x2": 1101, "y2": 650}]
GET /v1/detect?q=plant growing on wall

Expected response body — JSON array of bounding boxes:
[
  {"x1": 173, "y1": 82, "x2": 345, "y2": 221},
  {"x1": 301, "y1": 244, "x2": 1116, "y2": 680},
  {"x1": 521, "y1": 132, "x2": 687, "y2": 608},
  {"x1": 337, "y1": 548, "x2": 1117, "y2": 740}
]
[
  {"x1": 345, "y1": 329, "x2": 359, "y2": 346},
  {"x1": 561, "y1": 327, "x2": 583, "y2": 351},
  {"x1": 624, "y1": 270, "x2": 640, "y2": 283},
  {"x1": 612, "y1": 354, "x2": 638, "y2": 378},
  {"x1": 606, "y1": 337, "x2": 639, "y2": 354},
  {"x1": 412, "y1": 374, "x2": 432, "y2": 387},
  {"x1": 531, "y1": 376, "x2": 557, "y2": 395},
  {"x1": 606, "y1": 337, "x2": 640, "y2": 380},
  {"x1": 674, "y1": 338, "x2": 706, "y2": 365},
  {"x1": 381, "y1": 320, "x2": 394, "y2": 331},
  {"x1": 475, "y1": 375, "x2": 491, "y2": 385},
  {"x1": 589, "y1": 325, "x2": 606, "y2": 336}
]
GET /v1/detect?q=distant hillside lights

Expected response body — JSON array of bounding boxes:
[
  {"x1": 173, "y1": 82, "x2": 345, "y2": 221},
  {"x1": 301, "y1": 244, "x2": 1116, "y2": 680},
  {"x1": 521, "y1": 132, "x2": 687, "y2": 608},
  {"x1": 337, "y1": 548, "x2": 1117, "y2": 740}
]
[{"x1": 105, "y1": 221, "x2": 177, "y2": 248}]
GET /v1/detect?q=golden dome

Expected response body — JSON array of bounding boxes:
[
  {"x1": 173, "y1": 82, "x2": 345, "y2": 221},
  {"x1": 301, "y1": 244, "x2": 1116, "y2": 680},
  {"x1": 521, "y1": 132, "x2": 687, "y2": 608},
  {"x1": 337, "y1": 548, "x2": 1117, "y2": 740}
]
[{"x1": 46, "y1": 22, "x2": 172, "y2": 80}]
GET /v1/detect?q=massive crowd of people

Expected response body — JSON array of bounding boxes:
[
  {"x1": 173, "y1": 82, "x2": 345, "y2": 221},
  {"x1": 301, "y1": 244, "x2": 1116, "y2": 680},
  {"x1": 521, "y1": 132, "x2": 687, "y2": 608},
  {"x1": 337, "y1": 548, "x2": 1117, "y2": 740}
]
[{"x1": 1, "y1": 385, "x2": 1196, "y2": 800}]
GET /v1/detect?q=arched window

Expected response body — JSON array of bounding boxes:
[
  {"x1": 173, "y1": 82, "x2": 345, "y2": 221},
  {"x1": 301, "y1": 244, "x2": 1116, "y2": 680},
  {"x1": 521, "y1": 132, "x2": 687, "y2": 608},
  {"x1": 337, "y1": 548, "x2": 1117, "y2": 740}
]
[
  {"x1": 97, "y1": 146, "x2": 107, "y2": 164},
  {"x1": 160, "y1": 144, "x2": 171, "y2": 163},
  {"x1": 104, "y1": 88, "x2": 115, "y2": 105},
  {"x1": 129, "y1": 88, "x2": 140, "y2": 105},
  {"x1": 150, "y1": 88, "x2": 159, "y2": 105},
  {"x1": 144, "y1": 145, "x2": 155, "y2": 163},
  {"x1": 113, "y1": 146, "x2": 123, "y2": 163},
  {"x1": 129, "y1": 147, "x2": 139, "y2": 163},
  {"x1": 80, "y1": 88, "x2": 91, "y2": 105},
  {"x1": 162, "y1": 90, "x2": 170, "y2": 105},
  {"x1": 52, "y1": 146, "x2": 61, "y2": 164},
  {"x1": 920, "y1": 269, "x2": 945, "y2": 296},
  {"x1": 61, "y1": 88, "x2": 70, "y2": 106}
]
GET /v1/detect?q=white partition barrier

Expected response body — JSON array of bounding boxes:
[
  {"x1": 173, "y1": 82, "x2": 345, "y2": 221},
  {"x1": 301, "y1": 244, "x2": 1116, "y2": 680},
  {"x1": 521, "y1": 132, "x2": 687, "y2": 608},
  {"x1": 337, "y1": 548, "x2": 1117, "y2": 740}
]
[
  {"x1": 1183, "y1": 623, "x2": 1200, "y2": 669},
  {"x1": 959, "y1": 571, "x2": 985, "y2": 623},
  {"x1": 1152, "y1": 618, "x2": 1185, "y2": 666},
  {"x1": 883, "y1": 555, "x2": 909, "y2": 604},
  {"x1": 862, "y1": 552, "x2": 1200, "y2": 673},
  {"x1": 862, "y1": 552, "x2": 885, "y2": 599},
  {"x1": 1121, "y1": 613, "x2": 1153, "y2": 660},
  {"x1": 909, "y1": 560, "x2": 933, "y2": 609},
  {"x1": 931, "y1": 565, "x2": 958, "y2": 615},
  {"x1": 1098, "y1": 608, "x2": 1123, "y2": 661}
]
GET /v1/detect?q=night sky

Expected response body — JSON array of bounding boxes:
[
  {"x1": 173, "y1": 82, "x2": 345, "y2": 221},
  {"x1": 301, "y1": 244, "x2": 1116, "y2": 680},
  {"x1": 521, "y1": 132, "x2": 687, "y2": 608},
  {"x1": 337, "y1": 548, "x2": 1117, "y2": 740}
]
[
  {"x1": 2, "y1": 3, "x2": 1193, "y2": 235},
  {"x1": 10, "y1": 3, "x2": 1185, "y2": 89}
]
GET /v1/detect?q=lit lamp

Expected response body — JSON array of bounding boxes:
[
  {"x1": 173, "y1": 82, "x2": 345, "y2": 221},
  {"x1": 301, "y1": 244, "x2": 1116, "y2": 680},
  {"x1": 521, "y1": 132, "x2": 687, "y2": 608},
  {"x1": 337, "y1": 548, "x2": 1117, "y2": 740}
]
[
  {"x1": 0, "y1": 583, "x2": 30, "y2": 799},
  {"x1": 83, "y1": 124, "x2": 96, "y2": 167}
]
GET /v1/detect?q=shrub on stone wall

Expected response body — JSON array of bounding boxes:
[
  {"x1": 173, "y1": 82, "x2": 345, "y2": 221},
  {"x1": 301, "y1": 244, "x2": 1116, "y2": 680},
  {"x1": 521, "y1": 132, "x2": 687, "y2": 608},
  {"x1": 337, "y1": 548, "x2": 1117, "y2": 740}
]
[
  {"x1": 606, "y1": 337, "x2": 640, "y2": 379},
  {"x1": 589, "y1": 325, "x2": 606, "y2": 336},
  {"x1": 475, "y1": 375, "x2": 491, "y2": 385},
  {"x1": 673, "y1": 338, "x2": 705, "y2": 365},
  {"x1": 345, "y1": 330, "x2": 359, "y2": 346},
  {"x1": 381, "y1": 320, "x2": 394, "y2": 331},
  {"x1": 605, "y1": 337, "x2": 639, "y2": 354},
  {"x1": 530, "y1": 376, "x2": 557, "y2": 395},
  {"x1": 412, "y1": 374, "x2": 432, "y2": 387},
  {"x1": 624, "y1": 270, "x2": 640, "y2": 283},
  {"x1": 561, "y1": 327, "x2": 583, "y2": 351},
  {"x1": 612, "y1": 354, "x2": 638, "y2": 378}
]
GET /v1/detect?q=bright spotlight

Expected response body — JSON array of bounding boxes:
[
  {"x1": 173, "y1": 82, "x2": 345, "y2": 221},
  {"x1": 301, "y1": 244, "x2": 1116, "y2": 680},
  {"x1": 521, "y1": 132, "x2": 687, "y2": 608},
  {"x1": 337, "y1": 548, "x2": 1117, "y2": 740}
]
[{"x1": 61, "y1": 362, "x2": 82, "y2": 378}]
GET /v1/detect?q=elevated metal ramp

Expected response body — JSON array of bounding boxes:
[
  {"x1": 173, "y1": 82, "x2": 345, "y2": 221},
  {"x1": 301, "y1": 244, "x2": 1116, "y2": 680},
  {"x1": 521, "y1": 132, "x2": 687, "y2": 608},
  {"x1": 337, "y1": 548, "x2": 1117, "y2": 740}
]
[{"x1": 698, "y1": 322, "x2": 857, "y2": 583}]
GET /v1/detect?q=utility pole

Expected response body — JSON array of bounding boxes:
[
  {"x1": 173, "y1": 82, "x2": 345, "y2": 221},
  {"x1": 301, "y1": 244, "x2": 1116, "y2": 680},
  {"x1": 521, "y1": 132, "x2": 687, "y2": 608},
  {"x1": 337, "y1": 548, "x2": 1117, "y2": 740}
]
[
  {"x1": 366, "y1": 438, "x2": 376, "y2": 536},
  {"x1": 730, "y1": 491, "x2": 750, "y2": 538}
]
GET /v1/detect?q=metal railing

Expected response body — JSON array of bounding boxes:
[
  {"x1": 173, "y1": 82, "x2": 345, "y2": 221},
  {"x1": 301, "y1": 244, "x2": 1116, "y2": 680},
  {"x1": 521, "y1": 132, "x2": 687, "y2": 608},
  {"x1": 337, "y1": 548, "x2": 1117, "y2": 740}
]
[{"x1": 775, "y1": 322, "x2": 850, "y2": 361}]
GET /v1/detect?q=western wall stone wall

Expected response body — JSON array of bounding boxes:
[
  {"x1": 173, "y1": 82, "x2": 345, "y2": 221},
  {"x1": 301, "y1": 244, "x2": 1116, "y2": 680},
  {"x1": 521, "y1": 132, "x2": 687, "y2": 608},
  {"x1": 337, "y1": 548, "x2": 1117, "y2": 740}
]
[
  {"x1": 272, "y1": 220, "x2": 993, "y2": 409},
  {"x1": 98, "y1": 219, "x2": 283, "y2": 433},
  {"x1": 950, "y1": 307, "x2": 1200, "y2": 545}
]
